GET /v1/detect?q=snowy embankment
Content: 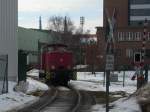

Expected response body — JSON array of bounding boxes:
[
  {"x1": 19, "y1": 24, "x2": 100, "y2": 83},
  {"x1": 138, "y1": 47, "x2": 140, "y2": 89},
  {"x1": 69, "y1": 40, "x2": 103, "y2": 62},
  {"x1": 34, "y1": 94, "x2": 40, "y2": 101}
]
[
  {"x1": 27, "y1": 78, "x2": 49, "y2": 94},
  {"x1": 0, "y1": 69, "x2": 49, "y2": 112},
  {"x1": 92, "y1": 97, "x2": 141, "y2": 112}
]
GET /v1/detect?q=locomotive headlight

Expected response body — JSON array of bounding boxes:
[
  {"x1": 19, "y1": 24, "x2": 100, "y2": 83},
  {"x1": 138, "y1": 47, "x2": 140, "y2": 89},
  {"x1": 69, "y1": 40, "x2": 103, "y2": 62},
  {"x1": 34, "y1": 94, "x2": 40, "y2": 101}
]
[
  {"x1": 51, "y1": 65, "x2": 55, "y2": 70},
  {"x1": 60, "y1": 58, "x2": 63, "y2": 62}
]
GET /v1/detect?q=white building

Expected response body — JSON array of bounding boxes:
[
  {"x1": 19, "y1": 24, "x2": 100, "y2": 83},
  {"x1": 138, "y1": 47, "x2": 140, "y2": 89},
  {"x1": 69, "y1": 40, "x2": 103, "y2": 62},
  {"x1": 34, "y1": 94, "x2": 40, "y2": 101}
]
[{"x1": 0, "y1": 0, "x2": 18, "y2": 81}]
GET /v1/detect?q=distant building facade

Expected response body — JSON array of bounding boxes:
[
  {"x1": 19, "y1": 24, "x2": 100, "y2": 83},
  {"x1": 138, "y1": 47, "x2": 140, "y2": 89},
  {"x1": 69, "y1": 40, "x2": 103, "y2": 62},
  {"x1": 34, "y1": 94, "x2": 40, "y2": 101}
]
[
  {"x1": 97, "y1": 0, "x2": 150, "y2": 70},
  {"x1": 74, "y1": 34, "x2": 100, "y2": 71}
]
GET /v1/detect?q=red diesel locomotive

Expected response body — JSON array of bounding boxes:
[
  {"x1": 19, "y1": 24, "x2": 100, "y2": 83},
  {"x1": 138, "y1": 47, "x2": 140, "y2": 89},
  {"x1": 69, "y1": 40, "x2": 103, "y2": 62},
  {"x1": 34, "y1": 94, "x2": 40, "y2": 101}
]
[{"x1": 41, "y1": 44, "x2": 74, "y2": 86}]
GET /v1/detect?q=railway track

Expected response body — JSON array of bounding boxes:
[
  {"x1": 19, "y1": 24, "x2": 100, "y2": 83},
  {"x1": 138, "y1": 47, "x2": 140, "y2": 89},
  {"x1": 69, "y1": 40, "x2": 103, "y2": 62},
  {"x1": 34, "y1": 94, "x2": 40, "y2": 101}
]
[{"x1": 16, "y1": 85, "x2": 95, "y2": 112}]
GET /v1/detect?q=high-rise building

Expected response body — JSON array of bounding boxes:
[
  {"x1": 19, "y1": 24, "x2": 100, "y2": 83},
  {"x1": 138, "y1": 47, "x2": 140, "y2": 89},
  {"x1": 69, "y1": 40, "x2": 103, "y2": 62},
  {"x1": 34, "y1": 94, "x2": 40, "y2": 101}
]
[
  {"x1": 129, "y1": 0, "x2": 150, "y2": 26},
  {"x1": 104, "y1": 0, "x2": 150, "y2": 27}
]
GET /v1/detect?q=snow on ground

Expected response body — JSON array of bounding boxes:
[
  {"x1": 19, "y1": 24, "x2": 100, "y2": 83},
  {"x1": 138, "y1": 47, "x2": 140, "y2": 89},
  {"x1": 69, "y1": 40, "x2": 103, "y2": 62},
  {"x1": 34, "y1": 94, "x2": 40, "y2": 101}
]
[
  {"x1": 70, "y1": 71, "x2": 145, "y2": 112},
  {"x1": 0, "y1": 68, "x2": 49, "y2": 112},
  {"x1": 0, "y1": 82, "x2": 37, "y2": 112},
  {"x1": 70, "y1": 71, "x2": 137, "y2": 93},
  {"x1": 0, "y1": 69, "x2": 147, "y2": 112},
  {"x1": 92, "y1": 97, "x2": 141, "y2": 112},
  {"x1": 27, "y1": 77, "x2": 49, "y2": 94}
]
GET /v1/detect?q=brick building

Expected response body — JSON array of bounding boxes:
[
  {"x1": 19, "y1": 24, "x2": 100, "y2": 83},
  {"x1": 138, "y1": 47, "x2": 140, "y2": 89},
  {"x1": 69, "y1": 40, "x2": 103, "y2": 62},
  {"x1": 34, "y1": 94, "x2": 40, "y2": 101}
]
[
  {"x1": 97, "y1": 0, "x2": 150, "y2": 70},
  {"x1": 80, "y1": 34, "x2": 100, "y2": 70},
  {"x1": 73, "y1": 34, "x2": 99, "y2": 66}
]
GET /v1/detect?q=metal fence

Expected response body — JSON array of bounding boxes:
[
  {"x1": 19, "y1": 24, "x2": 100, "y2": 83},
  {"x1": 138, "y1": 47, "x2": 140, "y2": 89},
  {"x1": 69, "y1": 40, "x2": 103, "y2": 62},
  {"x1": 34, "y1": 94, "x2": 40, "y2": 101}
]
[{"x1": 0, "y1": 55, "x2": 8, "y2": 94}]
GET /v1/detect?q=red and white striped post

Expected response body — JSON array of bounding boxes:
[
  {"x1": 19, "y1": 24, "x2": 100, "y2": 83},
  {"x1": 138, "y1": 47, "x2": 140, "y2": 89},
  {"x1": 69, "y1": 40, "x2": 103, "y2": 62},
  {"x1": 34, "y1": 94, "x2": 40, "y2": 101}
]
[
  {"x1": 136, "y1": 18, "x2": 148, "y2": 89},
  {"x1": 141, "y1": 19, "x2": 148, "y2": 66}
]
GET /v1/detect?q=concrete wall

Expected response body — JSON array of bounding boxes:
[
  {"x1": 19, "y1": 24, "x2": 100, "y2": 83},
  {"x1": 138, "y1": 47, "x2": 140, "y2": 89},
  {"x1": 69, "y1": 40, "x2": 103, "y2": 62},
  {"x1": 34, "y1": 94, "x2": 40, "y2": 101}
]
[{"x1": 0, "y1": 0, "x2": 18, "y2": 81}]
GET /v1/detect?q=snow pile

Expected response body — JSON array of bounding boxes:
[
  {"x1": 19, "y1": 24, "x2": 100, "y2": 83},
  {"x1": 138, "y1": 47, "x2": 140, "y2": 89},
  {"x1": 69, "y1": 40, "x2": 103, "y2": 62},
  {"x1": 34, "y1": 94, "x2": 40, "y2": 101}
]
[
  {"x1": 27, "y1": 77, "x2": 49, "y2": 94},
  {"x1": 111, "y1": 97, "x2": 141, "y2": 112},
  {"x1": 92, "y1": 97, "x2": 141, "y2": 112},
  {"x1": 27, "y1": 69, "x2": 39, "y2": 77},
  {"x1": 133, "y1": 83, "x2": 150, "y2": 111},
  {"x1": 0, "y1": 77, "x2": 49, "y2": 112},
  {"x1": 26, "y1": 69, "x2": 49, "y2": 93}
]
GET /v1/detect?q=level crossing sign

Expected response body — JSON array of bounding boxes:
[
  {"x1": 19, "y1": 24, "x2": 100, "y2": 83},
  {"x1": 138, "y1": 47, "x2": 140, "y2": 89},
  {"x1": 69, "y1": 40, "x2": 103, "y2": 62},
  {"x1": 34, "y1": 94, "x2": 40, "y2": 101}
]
[{"x1": 105, "y1": 54, "x2": 114, "y2": 70}]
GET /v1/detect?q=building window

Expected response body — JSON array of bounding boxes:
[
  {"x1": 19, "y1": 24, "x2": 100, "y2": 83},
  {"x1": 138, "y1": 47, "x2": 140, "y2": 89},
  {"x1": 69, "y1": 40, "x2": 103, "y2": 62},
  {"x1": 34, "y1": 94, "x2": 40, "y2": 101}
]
[
  {"x1": 130, "y1": 9, "x2": 150, "y2": 16},
  {"x1": 131, "y1": 32, "x2": 134, "y2": 41},
  {"x1": 146, "y1": 49, "x2": 150, "y2": 58},
  {"x1": 135, "y1": 32, "x2": 141, "y2": 41},
  {"x1": 124, "y1": 32, "x2": 128, "y2": 41},
  {"x1": 117, "y1": 32, "x2": 120, "y2": 41},
  {"x1": 126, "y1": 49, "x2": 134, "y2": 58},
  {"x1": 115, "y1": 49, "x2": 121, "y2": 57},
  {"x1": 130, "y1": 0, "x2": 150, "y2": 4},
  {"x1": 128, "y1": 32, "x2": 131, "y2": 41},
  {"x1": 118, "y1": 32, "x2": 124, "y2": 41}
]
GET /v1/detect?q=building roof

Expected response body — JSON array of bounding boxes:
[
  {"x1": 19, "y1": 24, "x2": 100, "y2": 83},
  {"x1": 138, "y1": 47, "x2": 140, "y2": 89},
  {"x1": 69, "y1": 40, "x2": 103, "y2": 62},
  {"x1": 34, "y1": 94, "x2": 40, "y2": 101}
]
[{"x1": 18, "y1": 27, "x2": 57, "y2": 52}]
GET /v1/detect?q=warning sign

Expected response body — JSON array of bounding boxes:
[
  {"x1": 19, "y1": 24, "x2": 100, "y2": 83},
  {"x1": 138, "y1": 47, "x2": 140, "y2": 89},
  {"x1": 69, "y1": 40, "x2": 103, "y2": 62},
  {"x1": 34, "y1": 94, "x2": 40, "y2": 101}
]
[{"x1": 106, "y1": 54, "x2": 114, "y2": 70}]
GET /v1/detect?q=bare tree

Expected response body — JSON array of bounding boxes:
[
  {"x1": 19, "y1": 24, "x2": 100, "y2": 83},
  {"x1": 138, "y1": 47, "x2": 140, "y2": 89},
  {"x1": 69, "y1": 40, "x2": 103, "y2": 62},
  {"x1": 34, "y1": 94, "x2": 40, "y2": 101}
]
[{"x1": 48, "y1": 15, "x2": 75, "y2": 34}]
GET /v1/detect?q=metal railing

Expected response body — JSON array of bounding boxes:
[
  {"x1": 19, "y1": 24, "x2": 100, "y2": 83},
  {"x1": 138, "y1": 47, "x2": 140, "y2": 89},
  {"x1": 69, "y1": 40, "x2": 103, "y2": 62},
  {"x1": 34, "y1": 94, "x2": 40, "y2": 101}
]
[{"x1": 0, "y1": 55, "x2": 8, "y2": 94}]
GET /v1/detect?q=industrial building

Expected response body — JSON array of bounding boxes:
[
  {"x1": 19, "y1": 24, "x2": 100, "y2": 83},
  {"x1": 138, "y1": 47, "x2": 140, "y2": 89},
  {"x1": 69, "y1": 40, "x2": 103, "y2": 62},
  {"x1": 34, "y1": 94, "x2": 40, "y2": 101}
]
[{"x1": 0, "y1": 0, "x2": 18, "y2": 81}]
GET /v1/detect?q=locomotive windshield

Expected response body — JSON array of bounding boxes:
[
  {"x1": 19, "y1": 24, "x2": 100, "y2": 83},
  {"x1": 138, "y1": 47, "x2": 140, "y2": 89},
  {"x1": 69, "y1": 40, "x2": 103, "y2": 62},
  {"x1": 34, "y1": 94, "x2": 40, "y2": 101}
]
[
  {"x1": 43, "y1": 44, "x2": 68, "y2": 52},
  {"x1": 47, "y1": 46, "x2": 66, "y2": 52}
]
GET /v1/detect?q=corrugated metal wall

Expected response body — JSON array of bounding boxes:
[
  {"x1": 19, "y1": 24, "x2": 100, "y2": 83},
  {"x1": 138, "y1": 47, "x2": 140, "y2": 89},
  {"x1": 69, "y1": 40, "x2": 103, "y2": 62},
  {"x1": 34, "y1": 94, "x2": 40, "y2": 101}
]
[
  {"x1": 18, "y1": 27, "x2": 53, "y2": 65},
  {"x1": 0, "y1": 0, "x2": 18, "y2": 81},
  {"x1": 18, "y1": 27, "x2": 53, "y2": 52}
]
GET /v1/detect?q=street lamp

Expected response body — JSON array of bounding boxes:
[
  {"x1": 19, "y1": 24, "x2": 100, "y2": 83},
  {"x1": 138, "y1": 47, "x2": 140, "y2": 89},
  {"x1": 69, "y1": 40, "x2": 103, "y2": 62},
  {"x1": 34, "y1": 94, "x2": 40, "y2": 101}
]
[
  {"x1": 80, "y1": 16, "x2": 85, "y2": 33},
  {"x1": 79, "y1": 17, "x2": 85, "y2": 68}
]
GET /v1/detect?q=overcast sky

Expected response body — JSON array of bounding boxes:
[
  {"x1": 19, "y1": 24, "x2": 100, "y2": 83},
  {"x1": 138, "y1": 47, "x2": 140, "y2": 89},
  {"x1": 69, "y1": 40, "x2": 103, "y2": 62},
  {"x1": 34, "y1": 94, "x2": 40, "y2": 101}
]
[{"x1": 18, "y1": 0, "x2": 103, "y2": 34}]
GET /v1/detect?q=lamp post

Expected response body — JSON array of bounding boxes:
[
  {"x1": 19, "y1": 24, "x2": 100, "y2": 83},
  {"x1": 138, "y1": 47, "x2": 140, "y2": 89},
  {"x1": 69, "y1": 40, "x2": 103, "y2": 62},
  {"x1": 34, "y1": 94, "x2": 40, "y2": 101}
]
[
  {"x1": 80, "y1": 16, "x2": 84, "y2": 33},
  {"x1": 80, "y1": 17, "x2": 85, "y2": 68}
]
